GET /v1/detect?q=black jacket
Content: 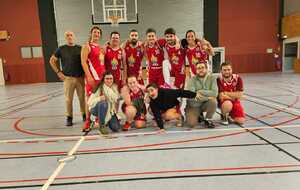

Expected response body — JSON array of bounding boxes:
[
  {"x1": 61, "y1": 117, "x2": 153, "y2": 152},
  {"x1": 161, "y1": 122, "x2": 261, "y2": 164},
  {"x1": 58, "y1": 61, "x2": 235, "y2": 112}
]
[{"x1": 149, "y1": 88, "x2": 196, "y2": 129}]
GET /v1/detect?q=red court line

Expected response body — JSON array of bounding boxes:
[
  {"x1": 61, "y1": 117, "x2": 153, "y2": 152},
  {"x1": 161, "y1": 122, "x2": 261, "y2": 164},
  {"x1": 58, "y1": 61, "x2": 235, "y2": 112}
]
[
  {"x1": 0, "y1": 129, "x2": 260, "y2": 156},
  {"x1": 12, "y1": 96, "x2": 300, "y2": 138},
  {"x1": 245, "y1": 96, "x2": 299, "y2": 121},
  {"x1": 0, "y1": 163, "x2": 299, "y2": 184},
  {"x1": 2, "y1": 113, "x2": 300, "y2": 157},
  {"x1": 1, "y1": 94, "x2": 298, "y2": 158},
  {"x1": 13, "y1": 118, "x2": 78, "y2": 137},
  {"x1": 3, "y1": 107, "x2": 300, "y2": 157}
]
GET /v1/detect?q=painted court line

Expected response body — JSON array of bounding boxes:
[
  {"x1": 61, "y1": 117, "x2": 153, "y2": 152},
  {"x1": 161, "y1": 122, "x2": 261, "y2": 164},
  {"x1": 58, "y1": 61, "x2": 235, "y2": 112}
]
[
  {"x1": 245, "y1": 95, "x2": 300, "y2": 115},
  {"x1": 1, "y1": 124, "x2": 300, "y2": 144},
  {"x1": 40, "y1": 136, "x2": 85, "y2": 190}
]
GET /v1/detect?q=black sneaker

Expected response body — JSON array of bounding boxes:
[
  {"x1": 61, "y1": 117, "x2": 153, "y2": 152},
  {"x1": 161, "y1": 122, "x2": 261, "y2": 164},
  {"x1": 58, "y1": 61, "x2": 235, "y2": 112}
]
[
  {"x1": 198, "y1": 113, "x2": 204, "y2": 123},
  {"x1": 66, "y1": 116, "x2": 73, "y2": 126},
  {"x1": 82, "y1": 114, "x2": 86, "y2": 122},
  {"x1": 204, "y1": 119, "x2": 215, "y2": 128}
]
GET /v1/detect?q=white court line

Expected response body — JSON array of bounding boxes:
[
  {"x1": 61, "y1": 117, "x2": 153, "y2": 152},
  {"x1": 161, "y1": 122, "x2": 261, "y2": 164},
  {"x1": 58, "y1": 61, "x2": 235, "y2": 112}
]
[
  {"x1": 40, "y1": 136, "x2": 85, "y2": 190},
  {"x1": 1, "y1": 124, "x2": 300, "y2": 144},
  {"x1": 245, "y1": 95, "x2": 300, "y2": 115}
]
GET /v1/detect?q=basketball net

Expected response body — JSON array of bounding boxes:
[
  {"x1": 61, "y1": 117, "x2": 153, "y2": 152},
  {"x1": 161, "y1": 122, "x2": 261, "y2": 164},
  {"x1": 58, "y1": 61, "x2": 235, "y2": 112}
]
[{"x1": 108, "y1": 15, "x2": 121, "y2": 27}]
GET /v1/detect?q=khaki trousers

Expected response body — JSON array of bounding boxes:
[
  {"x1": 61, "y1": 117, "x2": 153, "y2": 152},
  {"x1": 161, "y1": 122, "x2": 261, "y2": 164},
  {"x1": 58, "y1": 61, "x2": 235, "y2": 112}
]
[{"x1": 64, "y1": 76, "x2": 85, "y2": 117}]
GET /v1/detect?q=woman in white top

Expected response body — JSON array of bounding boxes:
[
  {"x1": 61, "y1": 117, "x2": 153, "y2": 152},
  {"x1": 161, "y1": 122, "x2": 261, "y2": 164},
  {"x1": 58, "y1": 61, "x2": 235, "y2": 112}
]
[{"x1": 88, "y1": 71, "x2": 121, "y2": 134}]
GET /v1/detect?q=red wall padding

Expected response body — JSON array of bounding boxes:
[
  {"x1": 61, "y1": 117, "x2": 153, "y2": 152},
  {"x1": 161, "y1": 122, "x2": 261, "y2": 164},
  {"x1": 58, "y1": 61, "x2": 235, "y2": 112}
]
[
  {"x1": 0, "y1": 0, "x2": 46, "y2": 84},
  {"x1": 219, "y1": 0, "x2": 280, "y2": 73}
]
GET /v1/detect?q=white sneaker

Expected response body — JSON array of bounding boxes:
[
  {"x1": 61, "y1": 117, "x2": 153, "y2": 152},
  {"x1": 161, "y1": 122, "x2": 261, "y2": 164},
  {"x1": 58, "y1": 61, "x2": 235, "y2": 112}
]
[{"x1": 221, "y1": 114, "x2": 229, "y2": 125}]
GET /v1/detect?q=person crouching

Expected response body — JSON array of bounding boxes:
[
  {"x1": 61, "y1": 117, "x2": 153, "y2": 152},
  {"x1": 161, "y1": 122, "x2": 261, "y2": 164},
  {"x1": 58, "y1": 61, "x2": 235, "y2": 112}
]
[
  {"x1": 87, "y1": 71, "x2": 121, "y2": 135},
  {"x1": 121, "y1": 75, "x2": 147, "y2": 131}
]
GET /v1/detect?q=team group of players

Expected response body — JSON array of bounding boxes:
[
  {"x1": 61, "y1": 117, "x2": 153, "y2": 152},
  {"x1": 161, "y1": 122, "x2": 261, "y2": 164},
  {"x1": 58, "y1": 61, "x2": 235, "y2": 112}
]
[{"x1": 51, "y1": 26, "x2": 245, "y2": 134}]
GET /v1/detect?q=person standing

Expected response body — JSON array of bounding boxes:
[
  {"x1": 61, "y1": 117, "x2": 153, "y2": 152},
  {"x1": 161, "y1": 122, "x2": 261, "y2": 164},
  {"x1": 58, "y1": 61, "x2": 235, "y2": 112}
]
[
  {"x1": 49, "y1": 31, "x2": 85, "y2": 126},
  {"x1": 123, "y1": 29, "x2": 144, "y2": 84},
  {"x1": 81, "y1": 26, "x2": 106, "y2": 132}
]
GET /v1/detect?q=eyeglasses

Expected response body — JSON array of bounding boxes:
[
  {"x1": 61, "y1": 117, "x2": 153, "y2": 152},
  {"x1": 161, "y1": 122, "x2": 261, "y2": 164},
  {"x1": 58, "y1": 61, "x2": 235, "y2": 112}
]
[{"x1": 104, "y1": 77, "x2": 113, "y2": 80}]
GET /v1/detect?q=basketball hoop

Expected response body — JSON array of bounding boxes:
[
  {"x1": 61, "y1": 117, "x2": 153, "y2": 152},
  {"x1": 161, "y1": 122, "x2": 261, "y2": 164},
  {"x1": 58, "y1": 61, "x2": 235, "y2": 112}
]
[{"x1": 108, "y1": 15, "x2": 121, "y2": 27}]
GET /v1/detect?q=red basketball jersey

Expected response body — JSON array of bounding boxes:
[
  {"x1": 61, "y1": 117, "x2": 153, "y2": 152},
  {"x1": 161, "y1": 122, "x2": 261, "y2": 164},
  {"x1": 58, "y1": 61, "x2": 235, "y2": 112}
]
[
  {"x1": 105, "y1": 46, "x2": 123, "y2": 81},
  {"x1": 186, "y1": 45, "x2": 208, "y2": 75},
  {"x1": 124, "y1": 43, "x2": 144, "y2": 77},
  {"x1": 217, "y1": 74, "x2": 244, "y2": 92},
  {"x1": 145, "y1": 44, "x2": 164, "y2": 71},
  {"x1": 165, "y1": 44, "x2": 185, "y2": 74},
  {"x1": 87, "y1": 43, "x2": 105, "y2": 81}
]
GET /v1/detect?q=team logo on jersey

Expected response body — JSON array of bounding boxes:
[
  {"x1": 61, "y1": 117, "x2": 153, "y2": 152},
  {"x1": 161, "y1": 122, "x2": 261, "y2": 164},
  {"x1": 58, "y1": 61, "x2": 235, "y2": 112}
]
[
  {"x1": 111, "y1": 58, "x2": 119, "y2": 70},
  {"x1": 171, "y1": 54, "x2": 179, "y2": 65},
  {"x1": 128, "y1": 54, "x2": 135, "y2": 67},
  {"x1": 151, "y1": 55, "x2": 158, "y2": 66},
  {"x1": 192, "y1": 56, "x2": 199, "y2": 65}
]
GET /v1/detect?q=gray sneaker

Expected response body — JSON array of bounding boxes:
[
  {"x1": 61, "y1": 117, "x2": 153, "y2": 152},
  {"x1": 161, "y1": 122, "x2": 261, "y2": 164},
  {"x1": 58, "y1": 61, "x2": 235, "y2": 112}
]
[{"x1": 98, "y1": 125, "x2": 109, "y2": 135}]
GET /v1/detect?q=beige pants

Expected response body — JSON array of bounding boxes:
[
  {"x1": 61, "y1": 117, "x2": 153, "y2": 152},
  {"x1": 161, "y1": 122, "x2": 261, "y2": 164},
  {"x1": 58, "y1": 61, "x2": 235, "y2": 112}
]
[
  {"x1": 185, "y1": 99, "x2": 217, "y2": 126},
  {"x1": 64, "y1": 76, "x2": 85, "y2": 117}
]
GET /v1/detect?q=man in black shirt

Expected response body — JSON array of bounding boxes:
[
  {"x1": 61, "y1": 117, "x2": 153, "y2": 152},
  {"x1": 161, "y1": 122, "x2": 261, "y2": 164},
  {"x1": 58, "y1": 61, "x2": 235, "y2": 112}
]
[
  {"x1": 49, "y1": 31, "x2": 85, "y2": 126},
  {"x1": 146, "y1": 83, "x2": 197, "y2": 133}
]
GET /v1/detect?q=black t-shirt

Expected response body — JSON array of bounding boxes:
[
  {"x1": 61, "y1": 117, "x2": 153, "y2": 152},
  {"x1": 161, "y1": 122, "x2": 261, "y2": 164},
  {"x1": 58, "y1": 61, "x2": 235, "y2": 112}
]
[{"x1": 54, "y1": 45, "x2": 84, "y2": 77}]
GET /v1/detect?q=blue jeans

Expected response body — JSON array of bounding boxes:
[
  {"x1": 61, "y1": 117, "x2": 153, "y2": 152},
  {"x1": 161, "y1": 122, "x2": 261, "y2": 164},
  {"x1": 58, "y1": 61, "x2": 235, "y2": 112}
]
[{"x1": 91, "y1": 101, "x2": 120, "y2": 132}]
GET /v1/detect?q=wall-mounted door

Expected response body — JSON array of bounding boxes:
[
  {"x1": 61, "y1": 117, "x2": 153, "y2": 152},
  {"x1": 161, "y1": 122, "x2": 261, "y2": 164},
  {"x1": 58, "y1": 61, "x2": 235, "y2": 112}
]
[
  {"x1": 209, "y1": 47, "x2": 225, "y2": 73},
  {"x1": 283, "y1": 41, "x2": 298, "y2": 72}
]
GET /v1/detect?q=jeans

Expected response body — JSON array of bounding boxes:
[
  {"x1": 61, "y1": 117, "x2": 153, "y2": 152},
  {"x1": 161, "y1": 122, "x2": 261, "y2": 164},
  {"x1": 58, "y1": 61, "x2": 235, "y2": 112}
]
[{"x1": 91, "y1": 101, "x2": 120, "y2": 132}]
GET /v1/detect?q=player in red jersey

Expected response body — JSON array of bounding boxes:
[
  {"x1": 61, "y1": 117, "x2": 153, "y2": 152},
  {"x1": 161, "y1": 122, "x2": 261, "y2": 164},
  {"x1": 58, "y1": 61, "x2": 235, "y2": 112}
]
[
  {"x1": 217, "y1": 61, "x2": 245, "y2": 125},
  {"x1": 123, "y1": 29, "x2": 144, "y2": 84},
  {"x1": 81, "y1": 26, "x2": 106, "y2": 132},
  {"x1": 121, "y1": 75, "x2": 147, "y2": 131},
  {"x1": 161, "y1": 28, "x2": 186, "y2": 89},
  {"x1": 104, "y1": 31, "x2": 126, "y2": 90},
  {"x1": 144, "y1": 28, "x2": 165, "y2": 87},
  {"x1": 184, "y1": 30, "x2": 214, "y2": 77}
]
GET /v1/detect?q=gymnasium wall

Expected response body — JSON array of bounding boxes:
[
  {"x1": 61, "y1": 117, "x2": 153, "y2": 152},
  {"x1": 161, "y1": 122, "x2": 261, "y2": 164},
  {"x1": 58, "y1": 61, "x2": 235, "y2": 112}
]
[
  {"x1": 282, "y1": 11, "x2": 300, "y2": 39},
  {"x1": 219, "y1": 0, "x2": 281, "y2": 73},
  {"x1": 0, "y1": 0, "x2": 46, "y2": 84},
  {"x1": 53, "y1": 0, "x2": 204, "y2": 46},
  {"x1": 285, "y1": 0, "x2": 300, "y2": 16}
]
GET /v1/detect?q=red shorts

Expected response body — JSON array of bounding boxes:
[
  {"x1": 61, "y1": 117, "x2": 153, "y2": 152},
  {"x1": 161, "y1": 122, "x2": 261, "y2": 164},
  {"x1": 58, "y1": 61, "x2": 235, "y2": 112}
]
[
  {"x1": 170, "y1": 69, "x2": 185, "y2": 89},
  {"x1": 220, "y1": 100, "x2": 245, "y2": 119},
  {"x1": 149, "y1": 70, "x2": 164, "y2": 86},
  {"x1": 85, "y1": 78, "x2": 100, "y2": 97}
]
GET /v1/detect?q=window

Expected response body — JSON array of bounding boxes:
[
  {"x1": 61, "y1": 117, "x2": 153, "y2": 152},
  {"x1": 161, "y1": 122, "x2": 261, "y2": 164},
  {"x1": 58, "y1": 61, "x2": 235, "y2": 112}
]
[
  {"x1": 20, "y1": 47, "x2": 32, "y2": 58},
  {"x1": 32, "y1": 46, "x2": 43, "y2": 58},
  {"x1": 20, "y1": 46, "x2": 43, "y2": 59}
]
